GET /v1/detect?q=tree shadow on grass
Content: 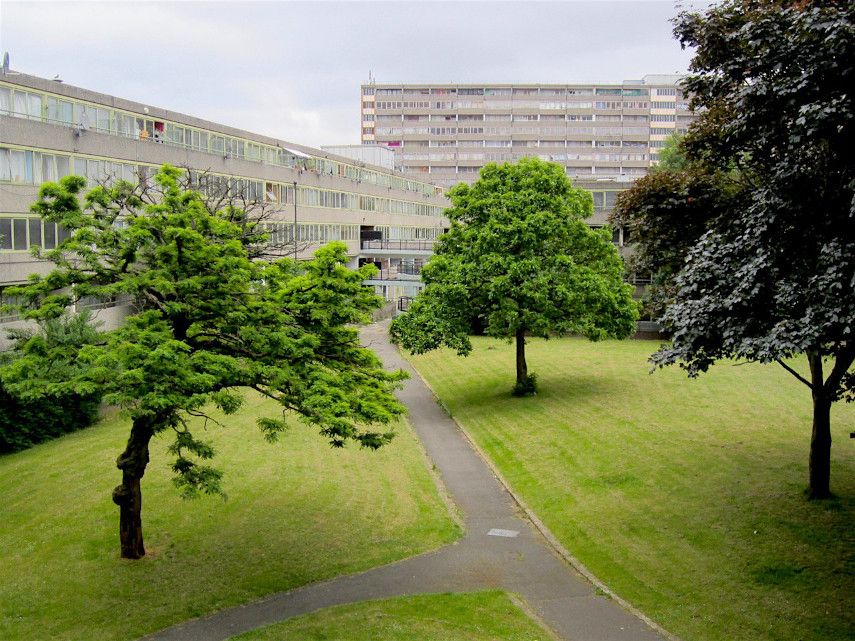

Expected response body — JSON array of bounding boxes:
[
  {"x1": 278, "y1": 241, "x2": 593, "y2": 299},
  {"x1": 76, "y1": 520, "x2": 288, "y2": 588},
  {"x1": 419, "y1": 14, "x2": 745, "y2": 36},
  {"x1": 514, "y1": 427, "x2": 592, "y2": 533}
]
[{"x1": 449, "y1": 372, "x2": 614, "y2": 411}]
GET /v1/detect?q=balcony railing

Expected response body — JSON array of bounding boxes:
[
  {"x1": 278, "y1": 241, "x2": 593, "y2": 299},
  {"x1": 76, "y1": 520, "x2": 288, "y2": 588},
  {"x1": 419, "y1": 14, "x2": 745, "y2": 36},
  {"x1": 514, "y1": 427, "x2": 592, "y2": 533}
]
[
  {"x1": 368, "y1": 267, "x2": 423, "y2": 281},
  {"x1": 361, "y1": 239, "x2": 436, "y2": 251}
]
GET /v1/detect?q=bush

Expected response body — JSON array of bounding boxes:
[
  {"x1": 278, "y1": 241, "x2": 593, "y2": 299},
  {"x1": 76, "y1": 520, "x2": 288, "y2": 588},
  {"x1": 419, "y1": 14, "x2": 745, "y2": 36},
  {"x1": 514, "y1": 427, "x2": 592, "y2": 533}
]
[
  {"x1": 0, "y1": 310, "x2": 104, "y2": 453},
  {"x1": 0, "y1": 384, "x2": 101, "y2": 453}
]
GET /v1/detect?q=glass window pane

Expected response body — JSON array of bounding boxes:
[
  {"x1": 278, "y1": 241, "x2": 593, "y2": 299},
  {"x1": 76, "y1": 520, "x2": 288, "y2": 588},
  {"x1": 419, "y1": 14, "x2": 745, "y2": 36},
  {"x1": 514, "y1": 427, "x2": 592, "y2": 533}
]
[
  {"x1": 56, "y1": 155, "x2": 70, "y2": 177},
  {"x1": 41, "y1": 154, "x2": 56, "y2": 182},
  {"x1": 0, "y1": 87, "x2": 10, "y2": 115},
  {"x1": 74, "y1": 157, "x2": 87, "y2": 177},
  {"x1": 13, "y1": 91, "x2": 27, "y2": 116},
  {"x1": 59, "y1": 100, "x2": 73, "y2": 124},
  {"x1": 29, "y1": 94, "x2": 42, "y2": 119},
  {"x1": 96, "y1": 108, "x2": 110, "y2": 131},
  {"x1": 0, "y1": 148, "x2": 10, "y2": 181},
  {"x1": 43, "y1": 222, "x2": 56, "y2": 249},
  {"x1": 47, "y1": 97, "x2": 59, "y2": 121},
  {"x1": 28, "y1": 219, "x2": 41, "y2": 247},
  {"x1": 0, "y1": 219, "x2": 11, "y2": 249},
  {"x1": 87, "y1": 159, "x2": 102, "y2": 182},
  {"x1": 9, "y1": 150, "x2": 31, "y2": 182},
  {"x1": 605, "y1": 191, "x2": 618, "y2": 208},
  {"x1": 13, "y1": 219, "x2": 27, "y2": 249}
]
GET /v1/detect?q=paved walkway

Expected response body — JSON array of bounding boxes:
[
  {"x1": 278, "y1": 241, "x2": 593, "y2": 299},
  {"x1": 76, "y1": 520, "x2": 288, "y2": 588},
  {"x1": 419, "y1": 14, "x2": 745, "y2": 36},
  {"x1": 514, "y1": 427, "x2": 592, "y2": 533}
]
[{"x1": 142, "y1": 322, "x2": 670, "y2": 641}]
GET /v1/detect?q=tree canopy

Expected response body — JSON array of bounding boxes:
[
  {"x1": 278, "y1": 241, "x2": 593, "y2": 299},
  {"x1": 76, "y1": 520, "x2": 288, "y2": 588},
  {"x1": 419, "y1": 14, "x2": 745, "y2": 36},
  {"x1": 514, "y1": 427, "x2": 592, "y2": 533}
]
[
  {"x1": 635, "y1": 0, "x2": 854, "y2": 499},
  {"x1": 3, "y1": 166, "x2": 405, "y2": 557},
  {"x1": 391, "y1": 158, "x2": 638, "y2": 395}
]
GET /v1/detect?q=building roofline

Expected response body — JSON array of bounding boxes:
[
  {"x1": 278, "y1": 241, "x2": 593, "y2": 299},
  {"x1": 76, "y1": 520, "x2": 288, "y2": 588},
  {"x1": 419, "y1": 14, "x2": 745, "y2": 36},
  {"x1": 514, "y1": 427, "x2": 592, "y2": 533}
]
[{"x1": 1, "y1": 69, "x2": 442, "y2": 188}]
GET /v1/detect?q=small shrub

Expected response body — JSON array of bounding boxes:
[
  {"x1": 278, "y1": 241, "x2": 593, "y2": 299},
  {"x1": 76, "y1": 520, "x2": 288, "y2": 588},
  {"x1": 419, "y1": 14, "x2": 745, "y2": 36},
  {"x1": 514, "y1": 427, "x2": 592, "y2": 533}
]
[{"x1": 512, "y1": 373, "x2": 538, "y2": 397}]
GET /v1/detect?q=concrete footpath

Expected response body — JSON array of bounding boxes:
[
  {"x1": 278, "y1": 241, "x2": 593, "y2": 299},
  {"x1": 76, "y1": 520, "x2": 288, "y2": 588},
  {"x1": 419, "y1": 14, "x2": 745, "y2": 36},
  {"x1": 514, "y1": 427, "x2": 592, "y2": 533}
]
[{"x1": 141, "y1": 322, "x2": 671, "y2": 641}]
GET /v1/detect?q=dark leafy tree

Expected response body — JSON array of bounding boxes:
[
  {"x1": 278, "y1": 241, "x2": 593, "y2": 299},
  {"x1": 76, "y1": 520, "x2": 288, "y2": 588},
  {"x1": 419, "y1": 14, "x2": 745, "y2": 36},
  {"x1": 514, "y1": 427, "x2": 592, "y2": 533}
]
[
  {"x1": 391, "y1": 158, "x2": 638, "y2": 396},
  {"x1": 611, "y1": 161, "x2": 744, "y2": 318},
  {"x1": 4, "y1": 166, "x2": 405, "y2": 558},
  {"x1": 650, "y1": 0, "x2": 855, "y2": 499}
]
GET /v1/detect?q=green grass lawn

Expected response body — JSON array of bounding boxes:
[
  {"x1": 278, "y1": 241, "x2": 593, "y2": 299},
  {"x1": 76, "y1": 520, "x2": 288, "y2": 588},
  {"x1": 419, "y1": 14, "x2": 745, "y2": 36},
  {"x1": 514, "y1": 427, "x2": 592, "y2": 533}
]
[
  {"x1": 230, "y1": 590, "x2": 555, "y2": 641},
  {"x1": 0, "y1": 394, "x2": 460, "y2": 641},
  {"x1": 406, "y1": 337, "x2": 855, "y2": 641}
]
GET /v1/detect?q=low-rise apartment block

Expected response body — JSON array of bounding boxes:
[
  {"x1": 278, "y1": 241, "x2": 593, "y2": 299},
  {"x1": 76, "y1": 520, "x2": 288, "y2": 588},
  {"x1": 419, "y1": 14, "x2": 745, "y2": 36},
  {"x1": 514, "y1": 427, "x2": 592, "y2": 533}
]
[{"x1": 0, "y1": 71, "x2": 449, "y2": 337}]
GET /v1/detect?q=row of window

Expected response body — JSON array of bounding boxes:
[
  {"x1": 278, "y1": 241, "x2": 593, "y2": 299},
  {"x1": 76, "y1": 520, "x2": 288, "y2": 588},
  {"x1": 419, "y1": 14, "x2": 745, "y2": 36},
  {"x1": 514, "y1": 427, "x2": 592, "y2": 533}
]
[
  {"x1": 0, "y1": 216, "x2": 72, "y2": 251},
  {"x1": 400, "y1": 148, "x2": 651, "y2": 160},
  {"x1": 0, "y1": 146, "x2": 447, "y2": 218},
  {"x1": 399, "y1": 139, "x2": 650, "y2": 149},
  {"x1": 406, "y1": 152, "x2": 649, "y2": 162},
  {"x1": 372, "y1": 100, "x2": 660, "y2": 111},
  {"x1": 377, "y1": 125, "x2": 654, "y2": 142},
  {"x1": 410, "y1": 164, "x2": 648, "y2": 177},
  {"x1": 370, "y1": 87, "x2": 664, "y2": 97},
  {"x1": 0, "y1": 214, "x2": 445, "y2": 253},
  {"x1": 379, "y1": 113, "x2": 659, "y2": 123},
  {"x1": 0, "y1": 82, "x2": 441, "y2": 198}
]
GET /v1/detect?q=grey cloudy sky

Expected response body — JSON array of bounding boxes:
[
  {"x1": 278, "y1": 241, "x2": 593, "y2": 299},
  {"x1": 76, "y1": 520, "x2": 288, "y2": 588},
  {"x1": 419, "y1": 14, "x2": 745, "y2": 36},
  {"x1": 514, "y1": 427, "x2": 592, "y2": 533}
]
[{"x1": 1, "y1": 1, "x2": 706, "y2": 148}]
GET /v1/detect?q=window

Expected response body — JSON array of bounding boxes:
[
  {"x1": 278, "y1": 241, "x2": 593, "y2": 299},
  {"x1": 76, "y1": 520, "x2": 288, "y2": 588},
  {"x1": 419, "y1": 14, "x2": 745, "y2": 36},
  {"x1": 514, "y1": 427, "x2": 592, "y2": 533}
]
[
  {"x1": 0, "y1": 87, "x2": 10, "y2": 115},
  {"x1": 0, "y1": 219, "x2": 11, "y2": 249},
  {"x1": 0, "y1": 148, "x2": 33, "y2": 183},
  {"x1": 27, "y1": 93, "x2": 42, "y2": 119},
  {"x1": 13, "y1": 218, "x2": 27, "y2": 250},
  {"x1": 40, "y1": 153, "x2": 57, "y2": 182}
]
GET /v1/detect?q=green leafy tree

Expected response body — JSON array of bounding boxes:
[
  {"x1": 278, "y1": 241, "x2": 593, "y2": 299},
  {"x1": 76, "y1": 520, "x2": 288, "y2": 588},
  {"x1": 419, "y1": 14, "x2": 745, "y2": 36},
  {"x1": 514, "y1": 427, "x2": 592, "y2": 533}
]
[
  {"x1": 391, "y1": 158, "x2": 638, "y2": 396},
  {"x1": 5, "y1": 166, "x2": 405, "y2": 558},
  {"x1": 650, "y1": 0, "x2": 855, "y2": 499},
  {"x1": 653, "y1": 133, "x2": 690, "y2": 173}
]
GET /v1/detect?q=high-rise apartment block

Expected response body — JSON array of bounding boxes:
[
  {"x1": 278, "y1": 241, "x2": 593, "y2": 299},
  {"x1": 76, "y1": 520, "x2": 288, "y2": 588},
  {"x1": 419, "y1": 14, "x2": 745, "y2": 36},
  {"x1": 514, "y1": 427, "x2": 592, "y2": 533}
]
[{"x1": 361, "y1": 75, "x2": 695, "y2": 240}]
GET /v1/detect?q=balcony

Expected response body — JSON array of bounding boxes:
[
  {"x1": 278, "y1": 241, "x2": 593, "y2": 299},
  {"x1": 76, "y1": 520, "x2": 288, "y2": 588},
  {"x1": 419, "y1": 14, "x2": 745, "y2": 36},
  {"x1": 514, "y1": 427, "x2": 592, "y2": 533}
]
[
  {"x1": 360, "y1": 239, "x2": 436, "y2": 253},
  {"x1": 365, "y1": 265, "x2": 423, "y2": 282}
]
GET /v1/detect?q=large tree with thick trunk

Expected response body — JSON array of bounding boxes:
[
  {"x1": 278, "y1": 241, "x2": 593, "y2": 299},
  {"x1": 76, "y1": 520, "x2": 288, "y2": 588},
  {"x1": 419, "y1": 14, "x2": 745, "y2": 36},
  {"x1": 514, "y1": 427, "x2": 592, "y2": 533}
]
[
  {"x1": 390, "y1": 158, "x2": 638, "y2": 396},
  {"x1": 5, "y1": 166, "x2": 404, "y2": 558},
  {"x1": 644, "y1": 0, "x2": 855, "y2": 499}
]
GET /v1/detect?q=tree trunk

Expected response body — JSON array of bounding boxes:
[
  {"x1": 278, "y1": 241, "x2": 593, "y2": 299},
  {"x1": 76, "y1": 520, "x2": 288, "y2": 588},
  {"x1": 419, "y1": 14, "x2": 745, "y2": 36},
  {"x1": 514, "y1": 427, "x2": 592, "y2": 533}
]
[
  {"x1": 515, "y1": 327, "x2": 527, "y2": 388},
  {"x1": 112, "y1": 416, "x2": 155, "y2": 559},
  {"x1": 807, "y1": 351, "x2": 832, "y2": 500},
  {"x1": 809, "y1": 394, "x2": 833, "y2": 500}
]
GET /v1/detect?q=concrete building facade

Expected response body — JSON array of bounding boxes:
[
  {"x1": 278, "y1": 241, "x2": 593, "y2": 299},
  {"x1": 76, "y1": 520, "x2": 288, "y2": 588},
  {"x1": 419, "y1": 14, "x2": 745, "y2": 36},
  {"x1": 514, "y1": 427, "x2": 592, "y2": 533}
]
[
  {"x1": 360, "y1": 76, "x2": 695, "y2": 246},
  {"x1": 0, "y1": 71, "x2": 449, "y2": 339}
]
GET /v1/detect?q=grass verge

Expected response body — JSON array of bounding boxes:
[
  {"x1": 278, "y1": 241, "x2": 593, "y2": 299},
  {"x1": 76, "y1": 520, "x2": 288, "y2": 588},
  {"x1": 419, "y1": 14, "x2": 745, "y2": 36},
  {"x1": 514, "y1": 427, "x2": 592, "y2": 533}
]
[
  {"x1": 230, "y1": 590, "x2": 556, "y2": 641},
  {"x1": 0, "y1": 393, "x2": 460, "y2": 641},
  {"x1": 406, "y1": 336, "x2": 854, "y2": 641}
]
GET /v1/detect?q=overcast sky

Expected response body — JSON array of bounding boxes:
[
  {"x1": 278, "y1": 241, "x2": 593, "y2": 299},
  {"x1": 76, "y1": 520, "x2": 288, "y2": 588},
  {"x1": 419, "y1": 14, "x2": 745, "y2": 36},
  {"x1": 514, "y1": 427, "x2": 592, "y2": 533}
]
[{"x1": 1, "y1": 1, "x2": 708, "y2": 148}]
